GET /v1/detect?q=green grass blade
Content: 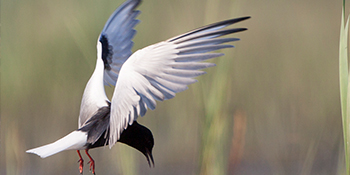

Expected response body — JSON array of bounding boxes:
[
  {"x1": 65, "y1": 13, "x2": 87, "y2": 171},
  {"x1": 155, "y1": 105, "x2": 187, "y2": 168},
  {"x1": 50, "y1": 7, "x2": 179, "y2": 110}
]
[
  {"x1": 345, "y1": 14, "x2": 350, "y2": 174},
  {"x1": 339, "y1": 4, "x2": 350, "y2": 174},
  {"x1": 340, "y1": 6, "x2": 348, "y2": 127}
]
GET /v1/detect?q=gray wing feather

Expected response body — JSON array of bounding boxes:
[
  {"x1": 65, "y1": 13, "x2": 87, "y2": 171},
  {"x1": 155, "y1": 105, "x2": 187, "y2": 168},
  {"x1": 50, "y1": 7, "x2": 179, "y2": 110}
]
[{"x1": 99, "y1": 0, "x2": 141, "y2": 86}]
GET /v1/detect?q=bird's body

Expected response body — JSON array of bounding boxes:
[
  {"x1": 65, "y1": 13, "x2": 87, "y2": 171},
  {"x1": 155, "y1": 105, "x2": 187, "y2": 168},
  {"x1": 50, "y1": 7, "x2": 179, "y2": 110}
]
[{"x1": 26, "y1": 0, "x2": 249, "y2": 174}]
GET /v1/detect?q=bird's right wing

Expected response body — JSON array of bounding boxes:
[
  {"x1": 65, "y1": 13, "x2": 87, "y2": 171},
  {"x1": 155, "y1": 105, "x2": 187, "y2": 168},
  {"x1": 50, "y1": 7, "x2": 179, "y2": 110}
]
[{"x1": 108, "y1": 16, "x2": 250, "y2": 147}]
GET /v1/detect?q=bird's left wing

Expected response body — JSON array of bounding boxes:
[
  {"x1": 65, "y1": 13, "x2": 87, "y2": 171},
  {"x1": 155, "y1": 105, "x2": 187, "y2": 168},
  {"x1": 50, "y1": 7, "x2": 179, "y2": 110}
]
[
  {"x1": 99, "y1": 0, "x2": 141, "y2": 86},
  {"x1": 108, "y1": 16, "x2": 250, "y2": 147}
]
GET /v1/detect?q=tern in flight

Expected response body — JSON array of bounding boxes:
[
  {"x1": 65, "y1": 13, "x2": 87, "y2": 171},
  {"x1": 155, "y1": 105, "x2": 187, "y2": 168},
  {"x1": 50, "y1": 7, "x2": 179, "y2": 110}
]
[{"x1": 26, "y1": 0, "x2": 250, "y2": 174}]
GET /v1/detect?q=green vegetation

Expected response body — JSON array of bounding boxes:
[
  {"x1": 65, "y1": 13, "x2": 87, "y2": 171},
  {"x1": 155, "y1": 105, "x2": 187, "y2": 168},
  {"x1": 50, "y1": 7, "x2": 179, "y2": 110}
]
[{"x1": 339, "y1": 0, "x2": 350, "y2": 174}]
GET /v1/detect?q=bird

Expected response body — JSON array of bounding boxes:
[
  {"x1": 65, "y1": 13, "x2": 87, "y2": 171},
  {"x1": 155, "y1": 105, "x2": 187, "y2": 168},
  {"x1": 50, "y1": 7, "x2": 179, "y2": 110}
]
[{"x1": 25, "y1": 0, "x2": 250, "y2": 174}]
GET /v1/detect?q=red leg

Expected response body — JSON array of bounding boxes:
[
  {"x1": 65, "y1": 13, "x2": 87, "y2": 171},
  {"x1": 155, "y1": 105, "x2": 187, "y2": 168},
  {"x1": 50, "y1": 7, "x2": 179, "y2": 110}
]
[
  {"x1": 85, "y1": 149, "x2": 95, "y2": 175},
  {"x1": 77, "y1": 150, "x2": 84, "y2": 174}
]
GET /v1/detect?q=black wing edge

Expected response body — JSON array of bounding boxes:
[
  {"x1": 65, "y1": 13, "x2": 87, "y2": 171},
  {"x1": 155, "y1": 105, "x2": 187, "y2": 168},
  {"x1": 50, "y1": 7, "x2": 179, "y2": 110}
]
[{"x1": 167, "y1": 16, "x2": 251, "y2": 42}]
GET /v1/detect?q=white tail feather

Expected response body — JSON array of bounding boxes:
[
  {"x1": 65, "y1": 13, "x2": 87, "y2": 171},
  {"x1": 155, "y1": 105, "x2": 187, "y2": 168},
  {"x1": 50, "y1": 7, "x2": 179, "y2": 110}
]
[{"x1": 26, "y1": 131, "x2": 88, "y2": 158}]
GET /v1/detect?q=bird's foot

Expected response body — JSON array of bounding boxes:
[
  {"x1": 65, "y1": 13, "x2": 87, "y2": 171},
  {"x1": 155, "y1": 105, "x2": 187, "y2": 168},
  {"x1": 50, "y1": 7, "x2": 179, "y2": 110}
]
[
  {"x1": 78, "y1": 158, "x2": 84, "y2": 174},
  {"x1": 77, "y1": 150, "x2": 84, "y2": 174},
  {"x1": 85, "y1": 149, "x2": 95, "y2": 174},
  {"x1": 88, "y1": 159, "x2": 95, "y2": 175}
]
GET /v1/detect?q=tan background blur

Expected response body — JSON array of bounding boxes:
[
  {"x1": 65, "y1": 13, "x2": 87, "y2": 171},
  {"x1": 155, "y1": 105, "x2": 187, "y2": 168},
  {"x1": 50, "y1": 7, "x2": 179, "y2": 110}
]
[{"x1": 1, "y1": 0, "x2": 346, "y2": 174}]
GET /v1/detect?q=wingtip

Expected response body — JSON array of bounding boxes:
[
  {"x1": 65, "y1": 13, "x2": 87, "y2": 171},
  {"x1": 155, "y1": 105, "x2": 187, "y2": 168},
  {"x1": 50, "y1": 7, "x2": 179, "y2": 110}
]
[
  {"x1": 233, "y1": 16, "x2": 251, "y2": 22},
  {"x1": 241, "y1": 16, "x2": 251, "y2": 20}
]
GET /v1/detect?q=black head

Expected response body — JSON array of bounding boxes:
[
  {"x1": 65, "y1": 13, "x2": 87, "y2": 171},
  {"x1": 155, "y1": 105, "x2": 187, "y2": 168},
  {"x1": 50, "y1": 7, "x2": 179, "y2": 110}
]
[
  {"x1": 79, "y1": 108, "x2": 155, "y2": 167},
  {"x1": 118, "y1": 121, "x2": 155, "y2": 167}
]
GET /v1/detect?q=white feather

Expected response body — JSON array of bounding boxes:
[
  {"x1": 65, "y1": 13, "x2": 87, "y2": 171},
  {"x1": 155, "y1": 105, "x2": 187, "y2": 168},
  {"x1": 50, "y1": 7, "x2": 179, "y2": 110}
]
[{"x1": 26, "y1": 131, "x2": 88, "y2": 158}]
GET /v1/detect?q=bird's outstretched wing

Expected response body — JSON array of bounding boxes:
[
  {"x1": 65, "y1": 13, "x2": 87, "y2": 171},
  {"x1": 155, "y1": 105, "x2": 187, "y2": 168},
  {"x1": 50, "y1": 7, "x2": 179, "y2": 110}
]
[
  {"x1": 108, "y1": 16, "x2": 250, "y2": 147},
  {"x1": 78, "y1": 0, "x2": 141, "y2": 128},
  {"x1": 98, "y1": 0, "x2": 141, "y2": 86}
]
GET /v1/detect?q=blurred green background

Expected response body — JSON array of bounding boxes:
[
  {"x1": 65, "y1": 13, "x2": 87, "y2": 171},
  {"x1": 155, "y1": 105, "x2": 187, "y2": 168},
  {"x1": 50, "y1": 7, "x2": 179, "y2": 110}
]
[{"x1": 1, "y1": 0, "x2": 347, "y2": 174}]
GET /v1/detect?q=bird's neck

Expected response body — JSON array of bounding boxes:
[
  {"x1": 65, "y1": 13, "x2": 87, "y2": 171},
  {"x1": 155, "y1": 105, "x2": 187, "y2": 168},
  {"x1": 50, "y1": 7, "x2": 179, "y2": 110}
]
[{"x1": 78, "y1": 57, "x2": 109, "y2": 128}]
